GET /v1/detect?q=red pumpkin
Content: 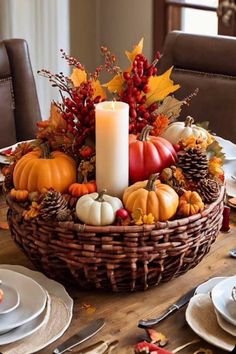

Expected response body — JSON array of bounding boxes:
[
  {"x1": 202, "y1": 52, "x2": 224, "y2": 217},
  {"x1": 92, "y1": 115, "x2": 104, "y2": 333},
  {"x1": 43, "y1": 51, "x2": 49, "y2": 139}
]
[{"x1": 129, "y1": 125, "x2": 177, "y2": 183}]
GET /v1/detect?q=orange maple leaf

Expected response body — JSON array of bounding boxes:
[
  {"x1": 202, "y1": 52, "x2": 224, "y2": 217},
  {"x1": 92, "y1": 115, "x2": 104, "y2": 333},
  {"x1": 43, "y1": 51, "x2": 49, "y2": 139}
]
[
  {"x1": 103, "y1": 73, "x2": 124, "y2": 94},
  {"x1": 91, "y1": 79, "x2": 106, "y2": 100},
  {"x1": 70, "y1": 68, "x2": 87, "y2": 87},
  {"x1": 125, "y1": 38, "x2": 144, "y2": 62},
  {"x1": 0, "y1": 222, "x2": 9, "y2": 230},
  {"x1": 146, "y1": 67, "x2": 180, "y2": 106}
]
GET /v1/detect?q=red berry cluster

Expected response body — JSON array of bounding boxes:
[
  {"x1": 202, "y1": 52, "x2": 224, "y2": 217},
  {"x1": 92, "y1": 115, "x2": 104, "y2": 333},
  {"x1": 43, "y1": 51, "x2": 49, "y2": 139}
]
[
  {"x1": 38, "y1": 63, "x2": 103, "y2": 151},
  {"x1": 62, "y1": 81, "x2": 102, "y2": 149},
  {"x1": 119, "y1": 53, "x2": 160, "y2": 134}
]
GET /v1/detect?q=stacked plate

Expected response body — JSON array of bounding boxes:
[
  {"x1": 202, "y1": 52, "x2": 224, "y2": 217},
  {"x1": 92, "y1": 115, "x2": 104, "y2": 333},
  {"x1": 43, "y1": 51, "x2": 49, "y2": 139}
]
[
  {"x1": 186, "y1": 276, "x2": 236, "y2": 352},
  {"x1": 0, "y1": 141, "x2": 33, "y2": 185},
  {"x1": 0, "y1": 265, "x2": 73, "y2": 353}
]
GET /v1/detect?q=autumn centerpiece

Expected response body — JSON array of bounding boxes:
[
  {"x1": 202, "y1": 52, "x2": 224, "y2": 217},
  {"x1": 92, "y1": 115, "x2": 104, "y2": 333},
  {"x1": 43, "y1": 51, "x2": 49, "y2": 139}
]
[{"x1": 4, "y1": 39, "x2": 225, "y2": 292}]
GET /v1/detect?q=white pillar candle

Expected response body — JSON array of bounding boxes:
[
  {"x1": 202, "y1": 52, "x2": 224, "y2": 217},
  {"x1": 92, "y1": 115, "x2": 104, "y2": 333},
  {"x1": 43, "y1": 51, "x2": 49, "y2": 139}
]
[{"x1": 96, "y1": 101, "x2": 129, "y2": 198}]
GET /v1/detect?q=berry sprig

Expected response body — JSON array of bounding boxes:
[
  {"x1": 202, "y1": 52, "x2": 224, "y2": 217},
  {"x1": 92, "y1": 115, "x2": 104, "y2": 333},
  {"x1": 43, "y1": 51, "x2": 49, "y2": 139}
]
[
  {"x1": 100, "y1": 46, "x2": 121, "y2": 75},
  {"x1": 60, "y1": 81, "x2": 100, "y2": 148},
  {"x1": 38, "y1": 51, "x2": 105, "y2": 151},
  {"x1": 38, "y1": 69, "x2": 74, "y2": 97},
  {"x1": 119, "y1": 53, "x2": 160, "y2": 133},
  {"x1": 60, "y1": 49, "x2": 85, "y2": 70}
]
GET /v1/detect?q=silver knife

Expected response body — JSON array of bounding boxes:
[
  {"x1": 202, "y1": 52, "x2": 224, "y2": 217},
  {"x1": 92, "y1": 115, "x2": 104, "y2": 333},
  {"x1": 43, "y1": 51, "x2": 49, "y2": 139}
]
[
  {"x1": 53, "y1": 318, "x2": 105, "y2": 354},
  {"x1": 138, "y1": 286, "x2": 197, "y2": 328}
]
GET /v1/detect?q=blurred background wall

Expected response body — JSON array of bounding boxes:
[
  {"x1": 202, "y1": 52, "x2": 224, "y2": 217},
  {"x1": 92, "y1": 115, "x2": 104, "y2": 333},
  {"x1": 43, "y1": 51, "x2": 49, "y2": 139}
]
[{"x1": 0, "y1": 0, "x2": 223, "y2": 119}]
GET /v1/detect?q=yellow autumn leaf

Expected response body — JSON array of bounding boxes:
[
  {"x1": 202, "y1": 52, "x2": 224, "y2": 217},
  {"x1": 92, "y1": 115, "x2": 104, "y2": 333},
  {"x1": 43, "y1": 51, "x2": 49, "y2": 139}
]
[
  {"x1": 146, "y1": 67, "x2": 180, "y2": 106},
  {"x1": 91, "y1": 79, "x2": 107, "y2": 100},
  {"x1": 135, "y1": 217, "x2": 144, "y2": 226},
  {"x1": 125, "y1": 38, "x2": 144, "y2": 62},
  {"x1": 143, "y1": 213, "x2": 155, "y2": 225},
  {"x1": 70, "y1": 68, "x2": 87, "y2": 87},
  {"x1": 132, "y1": 208, "x2": 143, "y2": 225},
  {"x1": 103, "y1": 73, "x2": 124, "y2": 94}
]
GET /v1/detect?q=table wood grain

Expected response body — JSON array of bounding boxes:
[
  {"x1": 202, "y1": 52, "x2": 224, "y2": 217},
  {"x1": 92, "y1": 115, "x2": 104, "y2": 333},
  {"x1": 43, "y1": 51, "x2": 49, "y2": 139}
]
[{"x1": 0, "y1": 195, "x2": 236, "y2": 354}]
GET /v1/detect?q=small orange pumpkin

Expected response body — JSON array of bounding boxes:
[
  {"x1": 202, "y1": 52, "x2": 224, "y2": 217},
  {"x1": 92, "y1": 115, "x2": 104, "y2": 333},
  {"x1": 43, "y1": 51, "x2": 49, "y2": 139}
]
[
  {"x1": 178, "y1": 191, "x2": 204, "y2": 217},
  {"x1": 13, "y1": 147, "x2": 76, "y2": 193},
  {"x1": 123, "y1": 174, "x2": 179, "y2": 222},
  {"x1": 69, "y1": 180, "x2": 97, "y2": 197},
  {"x1": 10, "y1": 188, "x2": 29, "y2": 202}
]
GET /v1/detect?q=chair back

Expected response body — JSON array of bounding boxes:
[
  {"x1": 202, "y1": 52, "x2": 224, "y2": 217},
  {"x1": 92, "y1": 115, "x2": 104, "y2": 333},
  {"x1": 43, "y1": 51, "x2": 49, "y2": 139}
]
[
  {"x1": 158, "y1": 31, "x2": 236, "y2": 143},
  {"x1": 0, "y1": 39, "x2": 41, "y2": 148}
]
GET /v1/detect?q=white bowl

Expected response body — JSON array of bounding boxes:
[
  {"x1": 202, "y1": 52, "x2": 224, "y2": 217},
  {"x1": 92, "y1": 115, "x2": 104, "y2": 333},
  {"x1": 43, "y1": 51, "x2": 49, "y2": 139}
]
[
  {"x1": 0, "y1": 282, "x2": 20, "y2": 314},
  {"x1": 211, "y1": 275, "x2": 236, "y2": 326},
  {"x1": 0, "y1": 269, "x2": 47, "y2": 334}
]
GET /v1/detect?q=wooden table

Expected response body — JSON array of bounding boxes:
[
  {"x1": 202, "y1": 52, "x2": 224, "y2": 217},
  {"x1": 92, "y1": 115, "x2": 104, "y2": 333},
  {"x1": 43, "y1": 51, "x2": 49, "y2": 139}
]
[{"x1": 0, "y1": 194, "x2": 236, "y2": 354}]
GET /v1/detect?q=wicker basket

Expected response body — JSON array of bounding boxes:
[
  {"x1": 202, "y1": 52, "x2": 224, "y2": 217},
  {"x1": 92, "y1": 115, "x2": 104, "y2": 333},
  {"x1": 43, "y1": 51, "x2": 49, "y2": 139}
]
[{"x1": 6, "y1": 187, "x2": 225, "y2": 292}]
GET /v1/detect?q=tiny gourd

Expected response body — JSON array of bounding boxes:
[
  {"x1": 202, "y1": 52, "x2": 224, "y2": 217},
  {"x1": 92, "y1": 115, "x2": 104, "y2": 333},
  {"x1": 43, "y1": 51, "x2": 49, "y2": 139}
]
[
  {"x1": 123, "y1": 174, "x2": 179, "y2": 222},
  {"x1": 76, "y1": 190, "x2": 123, "y2": 226},
  {"x1": 160, "y1": 116, "x2": 211, "y2": 145},
  {"x1": 178, "y1": 190, "x2": 204, "y2": 217},
  {"x1": 10, "y1": 188, "x2": 29, "y2": 202},
  {"x1": 69, "y1": 180, "x2": 97, "y2": 197}
]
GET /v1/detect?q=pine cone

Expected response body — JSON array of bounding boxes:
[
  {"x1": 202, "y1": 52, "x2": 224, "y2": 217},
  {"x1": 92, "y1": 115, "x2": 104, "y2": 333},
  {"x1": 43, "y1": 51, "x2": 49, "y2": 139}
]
[
  {"x1": 3, "y1": 174, "x2": 13, "y2": 192},
  {"x1": 56, "y1": 209, "x2": 72, "y2": 221},
  {"x1": 198, "y1": 178, "x2": 220, "y2": 203},
  {"x1": 177, "y1": 148, "x2": 208, "y2": 180},
  {"x1": 40, "y1": 190, "x2": 68, "y2": 221}
]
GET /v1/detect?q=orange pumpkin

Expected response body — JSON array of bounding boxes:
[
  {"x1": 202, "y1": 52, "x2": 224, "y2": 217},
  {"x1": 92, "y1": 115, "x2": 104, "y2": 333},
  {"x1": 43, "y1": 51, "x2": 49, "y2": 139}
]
[
  {"x1": 10, "y1": 188, "x2": 29, "y2": 202},
  {"x1": 178, "y1": 191, "x2": 204, "y2": 217},
  {"x1": 123, "y1": 174, "x2": 179, "y2": 222},
  {"x1": 69, "y1": 180, "x2": 97, "y2": 197},
  {"x1": 13, "y1": 148, "x2": 76, "y2": 193}
]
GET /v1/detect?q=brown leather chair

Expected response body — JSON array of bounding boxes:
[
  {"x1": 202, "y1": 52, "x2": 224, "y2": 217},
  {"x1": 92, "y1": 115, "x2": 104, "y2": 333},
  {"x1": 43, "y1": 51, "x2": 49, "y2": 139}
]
[
  {"x1": 158, "y1": 31, "x2": 236, "y2": 143},
  {"x1": 0, "y1": 39, "x2": 41, "y2": 148}
]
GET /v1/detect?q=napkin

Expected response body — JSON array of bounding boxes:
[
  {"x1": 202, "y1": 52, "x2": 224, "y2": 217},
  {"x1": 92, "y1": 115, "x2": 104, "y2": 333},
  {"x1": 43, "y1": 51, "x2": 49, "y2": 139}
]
[
  {"x1": 186, "y1": 293, "x2": 236, "y2": 352},
  {"x1": 1, "y1": 295, "x2": 71, "y2": 354}
]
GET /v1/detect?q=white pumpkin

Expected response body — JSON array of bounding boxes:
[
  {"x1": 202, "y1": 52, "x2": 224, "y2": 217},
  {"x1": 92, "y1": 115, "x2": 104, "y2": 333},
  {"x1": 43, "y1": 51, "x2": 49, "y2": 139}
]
[
  {"x1": 76, "y1": 190, "x2": 123, "y2": 226},
  {"x1": 161, "y1": 116, "x2": 210, "y2": 145}
]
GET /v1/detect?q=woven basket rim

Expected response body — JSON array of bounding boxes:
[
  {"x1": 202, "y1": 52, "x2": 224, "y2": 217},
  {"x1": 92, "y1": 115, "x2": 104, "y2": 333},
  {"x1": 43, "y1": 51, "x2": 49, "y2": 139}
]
[{"x1": 6, "y1": 185, "x2": 225, "y2": 233}]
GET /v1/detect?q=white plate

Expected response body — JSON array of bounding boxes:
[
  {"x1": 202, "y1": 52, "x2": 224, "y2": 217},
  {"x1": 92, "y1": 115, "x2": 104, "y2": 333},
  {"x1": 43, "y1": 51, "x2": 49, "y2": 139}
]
[
  {"x1": 0, "y1": 140, "x2": 34, "y2": 165},
  {"x1": 211, "y1": 275, "x2": 236, "y2": 326},
  {"x1": 0, "y1": 269, "x2": 47, "y2": 334},
  {"x1": 186, "y1": 293, "x2": 236, "y2": 352},
  {"x1": 214, "y1": 136, "x2": 236, "y2": 197},
  {"x1": 0, "y1": 282, "x2": 20, "y2": 314},
  {"x1": 195, "y1": 277, "x2": 236, "y2": 336},
  {"x1": 215, "y1": 308, "x2": 236, "y2": 337},
  {"x1": 0, "y1": 292, "x2": 51, "y2": 345},
  {"x1": 0, "y1": 265, "x2": 73, "y2": 353},
  {"x1": 195, "y1": 277, "x2": 226, "y2": 295}
]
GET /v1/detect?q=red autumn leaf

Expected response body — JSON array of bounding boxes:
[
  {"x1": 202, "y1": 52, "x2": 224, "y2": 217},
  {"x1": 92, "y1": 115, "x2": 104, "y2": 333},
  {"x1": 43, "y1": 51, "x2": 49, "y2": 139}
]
[
  {"x1": 0, "y1": 148, "x2": 12, "y2": 156},
  {"x1": 134, "y1": 341, "x2": 173, "y2": 354}
]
